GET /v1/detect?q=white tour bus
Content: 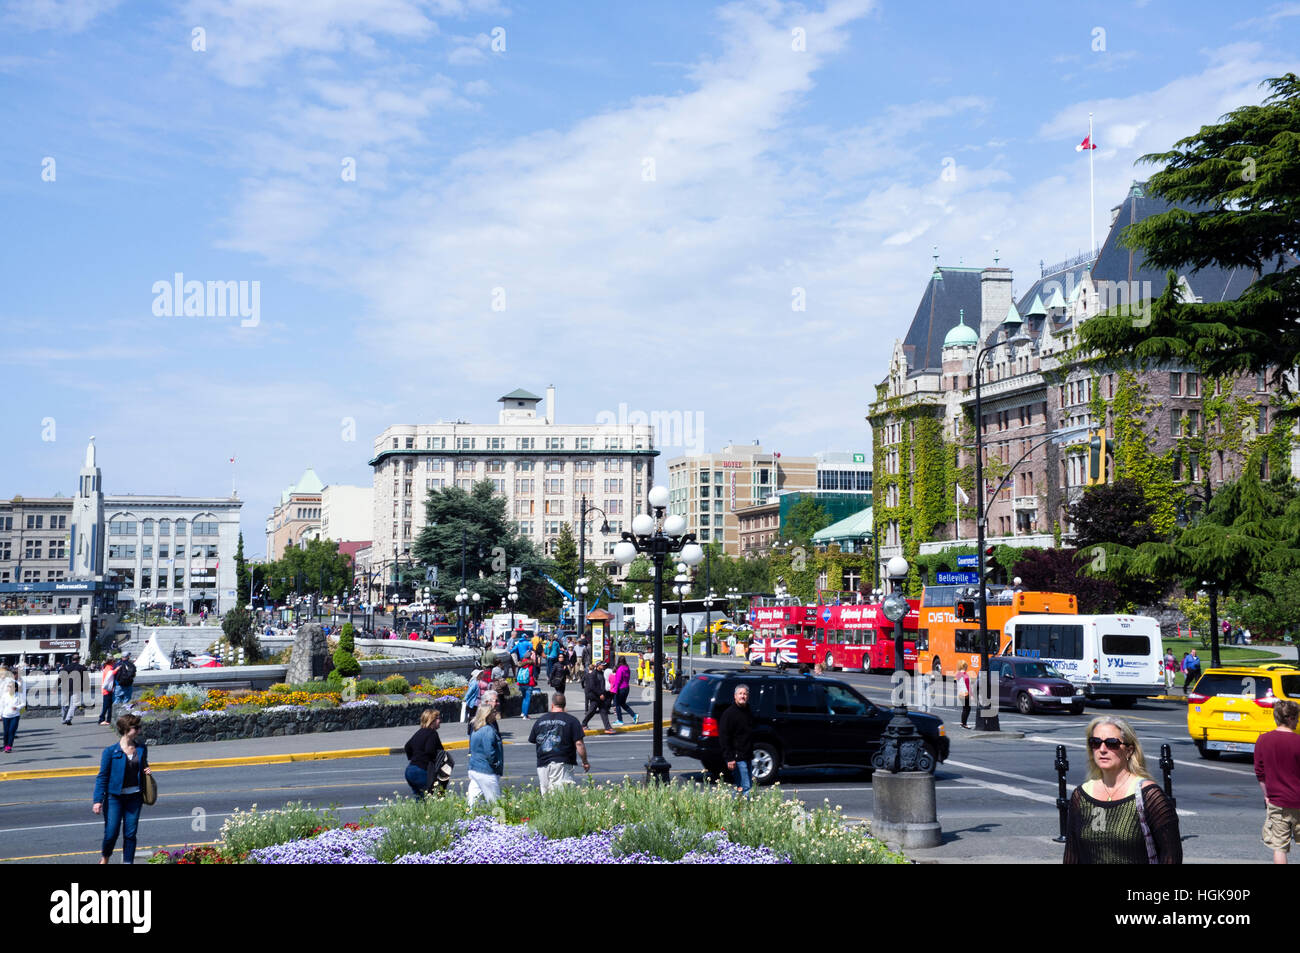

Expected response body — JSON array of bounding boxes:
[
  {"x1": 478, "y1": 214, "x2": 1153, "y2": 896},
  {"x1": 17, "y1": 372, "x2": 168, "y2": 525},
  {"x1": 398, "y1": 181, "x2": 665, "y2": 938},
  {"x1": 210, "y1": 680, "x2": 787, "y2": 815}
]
[{"x1": 1003, "y1": 614, "x2": 1165, "y2": 707}]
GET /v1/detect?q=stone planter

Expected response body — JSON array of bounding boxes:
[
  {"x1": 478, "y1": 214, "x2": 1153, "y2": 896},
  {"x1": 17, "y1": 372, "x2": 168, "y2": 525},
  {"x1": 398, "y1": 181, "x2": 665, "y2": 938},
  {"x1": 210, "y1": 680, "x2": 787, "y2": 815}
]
[{"x1": 137, "y1": 695, "x2": 464, "y2": 745}]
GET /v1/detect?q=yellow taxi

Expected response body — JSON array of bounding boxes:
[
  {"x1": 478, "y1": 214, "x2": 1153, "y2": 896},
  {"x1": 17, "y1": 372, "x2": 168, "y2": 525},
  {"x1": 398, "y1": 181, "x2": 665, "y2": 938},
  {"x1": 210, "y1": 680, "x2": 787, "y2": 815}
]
[{"x1": 1187, "y1": 663, "x2": 1300, "y2": 758}]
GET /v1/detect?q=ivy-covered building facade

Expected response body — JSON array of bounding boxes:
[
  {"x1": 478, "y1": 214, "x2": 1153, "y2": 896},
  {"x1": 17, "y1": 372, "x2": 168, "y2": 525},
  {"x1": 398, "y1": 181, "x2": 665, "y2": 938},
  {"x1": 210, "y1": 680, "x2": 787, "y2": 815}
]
[{"x1": 868, "y1": 182, "x2": 1299, "y2": 586}]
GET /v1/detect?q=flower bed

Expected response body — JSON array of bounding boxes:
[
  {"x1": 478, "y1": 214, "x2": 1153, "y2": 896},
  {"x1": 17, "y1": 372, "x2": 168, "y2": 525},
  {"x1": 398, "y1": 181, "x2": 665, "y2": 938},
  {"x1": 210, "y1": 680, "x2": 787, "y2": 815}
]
[{"x1": 212, "y1": 783, "x2": 907, "y2": 865}]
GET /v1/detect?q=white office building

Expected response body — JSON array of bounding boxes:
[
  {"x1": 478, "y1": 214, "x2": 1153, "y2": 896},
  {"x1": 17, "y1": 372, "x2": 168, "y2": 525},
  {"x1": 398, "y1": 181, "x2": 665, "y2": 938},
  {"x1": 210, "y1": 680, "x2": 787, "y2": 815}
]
[{"x1": 369, "y1": 387, "x2": 655, "y2": 583}]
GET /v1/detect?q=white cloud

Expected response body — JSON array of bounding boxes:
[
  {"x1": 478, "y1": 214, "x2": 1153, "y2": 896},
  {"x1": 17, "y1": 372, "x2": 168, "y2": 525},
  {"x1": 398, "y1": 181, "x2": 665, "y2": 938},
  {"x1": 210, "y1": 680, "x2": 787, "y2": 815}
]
[{"x1": 4, "y1": 0, "x2": 121, "y2": 31}]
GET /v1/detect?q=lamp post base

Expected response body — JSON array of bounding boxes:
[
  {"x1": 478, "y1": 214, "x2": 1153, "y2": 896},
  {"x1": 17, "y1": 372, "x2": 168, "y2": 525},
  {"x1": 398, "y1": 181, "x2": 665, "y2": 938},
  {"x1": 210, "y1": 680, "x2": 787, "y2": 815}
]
[{"x1": 645, "y1": 756, "x2": 672, "y2": 785}]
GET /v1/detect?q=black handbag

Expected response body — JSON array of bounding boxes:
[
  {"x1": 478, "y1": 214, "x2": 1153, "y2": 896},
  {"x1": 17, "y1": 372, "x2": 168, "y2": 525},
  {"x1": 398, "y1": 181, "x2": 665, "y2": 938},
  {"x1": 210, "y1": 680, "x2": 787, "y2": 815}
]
[{"x1": 427, "y1": 750, "x2": 454, "y2": 791}]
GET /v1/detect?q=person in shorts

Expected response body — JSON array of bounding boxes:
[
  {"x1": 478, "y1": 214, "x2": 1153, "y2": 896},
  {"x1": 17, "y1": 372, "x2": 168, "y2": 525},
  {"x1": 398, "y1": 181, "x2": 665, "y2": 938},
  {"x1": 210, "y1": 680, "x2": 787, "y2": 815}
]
[
  {"x1": 528, "y1": 693, "x2": 588, "y2": 793},
  {"x1": 1254, "y1": 699, "x2": 1300, "y2": 864}
]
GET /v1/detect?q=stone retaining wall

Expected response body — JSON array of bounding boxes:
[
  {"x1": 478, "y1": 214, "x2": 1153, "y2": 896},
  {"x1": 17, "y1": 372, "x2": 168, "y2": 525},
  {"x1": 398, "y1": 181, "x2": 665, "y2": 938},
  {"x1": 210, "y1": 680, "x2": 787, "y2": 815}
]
[{"x1": 136, "y1": 691, "x2": 545, "y2": 745}]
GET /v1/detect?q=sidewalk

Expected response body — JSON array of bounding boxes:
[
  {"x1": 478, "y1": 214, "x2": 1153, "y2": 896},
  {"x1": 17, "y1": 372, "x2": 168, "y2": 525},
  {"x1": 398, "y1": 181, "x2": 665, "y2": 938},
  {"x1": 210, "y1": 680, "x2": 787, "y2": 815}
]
[{"x1": 0, "y1": 710, "x2": 662, "y2": 782}]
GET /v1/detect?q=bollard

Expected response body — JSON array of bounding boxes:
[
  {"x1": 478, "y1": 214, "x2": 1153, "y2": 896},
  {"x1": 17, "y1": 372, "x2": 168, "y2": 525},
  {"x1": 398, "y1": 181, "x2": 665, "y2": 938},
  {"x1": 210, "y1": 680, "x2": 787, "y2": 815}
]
[
  {"x1": 1053, "y1": 744, "x2": 1070, "y2": 843},
  {"x1": 1159, "y1": 743, "x2": 1176, "y2": 810}
]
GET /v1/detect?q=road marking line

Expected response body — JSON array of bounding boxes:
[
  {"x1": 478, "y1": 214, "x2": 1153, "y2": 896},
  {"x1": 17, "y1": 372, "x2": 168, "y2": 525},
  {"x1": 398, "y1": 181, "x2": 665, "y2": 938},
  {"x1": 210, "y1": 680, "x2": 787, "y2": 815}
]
[
  {"x1": 949, "y1": 776, "x2": 1058, "y2": 805},
  {"x1": 944, "y1": 759, "x2": 1058, "y2": 787}
]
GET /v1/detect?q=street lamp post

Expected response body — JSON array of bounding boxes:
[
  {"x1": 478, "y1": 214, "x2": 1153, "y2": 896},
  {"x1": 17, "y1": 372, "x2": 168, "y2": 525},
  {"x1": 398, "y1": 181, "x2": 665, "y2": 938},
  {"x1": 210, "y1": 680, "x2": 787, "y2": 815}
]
[
  {"x1": 613, "y1": 484, "x2": 704, "y2": 784},
  {"x1": 873, "y1": 555, "x2": 933, "y2": 772},
  {"x1": 576, "y1": 495, "x2": 611, "y2": 645},
  {"x1": 508, "y1": 583, "x2": 518, "y2": 641},
  {"x1": 672, "y1": 562, "x2": 690, "y2": 689},
  {"x1": 471, "y1": 592, "x2": 480, "y2": 645},
  {"x1": 701, "y1": 589, "x2": 716, "y2": 673},
  {"x1": 456, "y1": 587, "x2": 468, "y2": 641},
  {"x1": 973, "y1": 327, "x2": 1031, "y2": 732}
]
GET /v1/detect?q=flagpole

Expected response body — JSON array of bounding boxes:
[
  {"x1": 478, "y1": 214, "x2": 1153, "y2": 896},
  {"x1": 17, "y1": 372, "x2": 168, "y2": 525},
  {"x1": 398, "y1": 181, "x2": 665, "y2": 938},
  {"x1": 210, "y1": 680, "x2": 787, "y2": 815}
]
[{"x1": 1088, "y1": 112, "x2": 1095, "y2": 255}]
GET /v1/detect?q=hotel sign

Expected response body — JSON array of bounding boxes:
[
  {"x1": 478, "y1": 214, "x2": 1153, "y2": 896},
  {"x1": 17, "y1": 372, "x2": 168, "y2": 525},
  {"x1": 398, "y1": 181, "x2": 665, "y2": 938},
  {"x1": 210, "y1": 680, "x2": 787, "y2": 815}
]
[{"x1": 40, "y1": 640, "x2": 81, "y2": 650}]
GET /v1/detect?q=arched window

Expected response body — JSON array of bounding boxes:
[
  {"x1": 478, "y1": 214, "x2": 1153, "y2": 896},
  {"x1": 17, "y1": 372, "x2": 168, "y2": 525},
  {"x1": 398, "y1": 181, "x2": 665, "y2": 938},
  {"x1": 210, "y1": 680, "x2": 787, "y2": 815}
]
[
  {"x1": 159, "y1": 519, "x2": 171, "y2": 536},
  {"x1": 142, "y1": 519, "x2": 155, "y2": 536},
  {"x1": 174, "y1": 519, "x2": 187, "y2": 536}
]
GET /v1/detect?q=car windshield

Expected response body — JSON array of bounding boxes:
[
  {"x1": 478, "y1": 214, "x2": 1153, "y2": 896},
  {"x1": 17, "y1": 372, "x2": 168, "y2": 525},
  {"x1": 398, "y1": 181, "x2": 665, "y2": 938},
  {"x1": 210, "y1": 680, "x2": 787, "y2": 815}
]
[{"x1": 1015, "y1": 662, "x2": 1063, "y2": 679}]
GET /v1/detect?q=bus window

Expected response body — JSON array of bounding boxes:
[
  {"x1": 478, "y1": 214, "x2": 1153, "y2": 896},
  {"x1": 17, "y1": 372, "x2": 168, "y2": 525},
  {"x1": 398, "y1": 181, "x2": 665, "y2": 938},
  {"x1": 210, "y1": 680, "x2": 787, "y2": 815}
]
[
  {"x1": 1102, "y1": 634, "x2": 1150, "y2": 656},
  {"x1": 914, "y1": 628, "x2": 929, "y2": 651}
]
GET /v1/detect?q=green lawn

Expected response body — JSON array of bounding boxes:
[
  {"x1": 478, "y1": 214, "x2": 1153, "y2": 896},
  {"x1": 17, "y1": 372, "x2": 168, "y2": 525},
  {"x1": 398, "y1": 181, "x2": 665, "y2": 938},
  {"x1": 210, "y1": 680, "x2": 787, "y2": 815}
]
[{"x1": 1161, "y1": 639, "x2": 1288, "y2": 667}]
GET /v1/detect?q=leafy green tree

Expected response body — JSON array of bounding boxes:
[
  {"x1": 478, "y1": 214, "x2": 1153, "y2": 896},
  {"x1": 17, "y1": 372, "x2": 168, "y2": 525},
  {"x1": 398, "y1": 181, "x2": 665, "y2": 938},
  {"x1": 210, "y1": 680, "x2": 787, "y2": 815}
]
[
  {"x1": 1078, "y1": 74, "x2": 1300, "y2": 393},
  {"x1": 411, "y1": 480, "x2": 539, "y2": 614},
  {"x1": 261, "y1": 539, "x2": 353, "y2": 604},
  {"x1": 618, "y1": 555, "x2": 656, "y2": 603},
  {"x1": 1099, "y1": 455, "x2": 1300, "y2": 664},
  {"x1": 786, "y1": 496, "x2": 833, "y2": 547},
  {"x1": 221, "y1": 604, "x2": 260, "y2": 661},
  {"x1": 552, "y1": 523, "x2": 579, "y2": 592},
  {"x1": 1223, "y1": 570, "x2": 1300, "y2": 640},
  {"x1": 1068, "y1": 480, "x2": 1166, "y2": 605}
]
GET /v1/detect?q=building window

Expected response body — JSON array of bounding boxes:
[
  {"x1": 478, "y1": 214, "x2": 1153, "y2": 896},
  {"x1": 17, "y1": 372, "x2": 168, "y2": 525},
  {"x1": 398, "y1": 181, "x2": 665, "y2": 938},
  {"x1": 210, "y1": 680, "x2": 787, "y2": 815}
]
[
  {"x1": 605, "y1": 458, "x2": 623, "y2": 472},
  {"x1": 486, "y1": 460, "x2": 505, "y2": 473},
  {"x1": 545, "y1": 479, "x2": 565, "y2": 494},
  {"x1": 1186, "y1": 373, "x2": 1199, "y2": 397},
  {"x1": 1170, "y1": 373, "x2": 1182, "y2": 396},
  {"x1": 1259, "y1": 406, "x2": 1269, "y2": 434},
  {"x1": 1170, "y1": 409, "x2": 1182, "y2": 436},
  {"x1": 456, "y1": 479, "x2": 473, "y2": 491},
  {"x1": 516, "y1": 460, "x2": 535, "y2": 472},
  {"x1": 517, "y1": 437, "x2": 535, "y2": 450},
  {"x1": 193, "y1": 521, "x2": 218, "y2": 536},
  {"x1": 603, "y1": 479, "x2": 624, "y2": 494},
  {"x1": 546, "y1": 437, "x2": 565, "y2": 450},
  {"x1": 517, "y1": 521, "x2": 534, "y2": 536},
  {"x1": 109, "y1": 519, "x2": 135, "y2": 535},
  {"x1": 515, "y1": 479, "x2": 535, "y2": 495},
  {"x1": 486, "y1": 437, "x2": 505, "y2": 450},
  {"x1": 545, "y1": 461, "x2": 564, "y2": 473},
  {"x1": 456, "y1": 460, "x2": 476, "y2": 472},
  {"x1": 175, "y1": 520, "x2": 187, "y2": 536},
  {"x1": 605, "y1": 499, "x2": 624, "y2": 515},
  {"x1": 456, "y1": 437, "x2": 476, "y2": 450},
  {"x1": 575, "y1": 460, "x2": 594, "y2": 472},
  {"x1": 575, "y1": 437, "x2": 593, "y2": 450},
  {"x1": 25, "y1": 540, "x2": 42, "y2": 559},
  {"x1": 544, "y1": 500, "x2": 565, "y2": 516},
  {"x1": 426, "y1": 458, "x2": 443, "y2": 472}
]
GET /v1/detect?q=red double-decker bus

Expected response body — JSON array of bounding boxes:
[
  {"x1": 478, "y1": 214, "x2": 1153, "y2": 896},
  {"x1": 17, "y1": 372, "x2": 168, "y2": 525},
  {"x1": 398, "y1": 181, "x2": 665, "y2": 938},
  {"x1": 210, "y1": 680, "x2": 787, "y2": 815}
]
[{"x1": 745, "y1": 595, "x2": 920, "y2": 673}]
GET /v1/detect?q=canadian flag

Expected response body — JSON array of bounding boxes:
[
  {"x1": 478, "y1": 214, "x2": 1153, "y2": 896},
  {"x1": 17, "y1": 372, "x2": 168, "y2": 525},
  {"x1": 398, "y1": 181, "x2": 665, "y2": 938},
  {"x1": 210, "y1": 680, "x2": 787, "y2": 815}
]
[{"x1": 1076, "y1": 134, "x2": 1097, "y2": 152}]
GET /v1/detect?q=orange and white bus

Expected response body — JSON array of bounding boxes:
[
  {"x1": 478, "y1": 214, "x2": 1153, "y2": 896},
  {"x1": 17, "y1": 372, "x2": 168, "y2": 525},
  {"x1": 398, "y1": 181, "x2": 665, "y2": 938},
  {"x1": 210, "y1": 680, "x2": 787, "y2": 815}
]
[{"x1": 916, "y1": 585, "x2": 1078, "y2": 678}]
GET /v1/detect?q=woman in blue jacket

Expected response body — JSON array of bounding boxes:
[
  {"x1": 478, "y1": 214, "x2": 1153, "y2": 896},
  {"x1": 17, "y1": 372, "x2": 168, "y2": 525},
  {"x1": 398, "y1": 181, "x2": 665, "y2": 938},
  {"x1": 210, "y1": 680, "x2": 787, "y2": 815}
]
[
  {"x1": 466, "y1": 706, "x2": 504, "y2": 806},
  {"x1": 92, "y1": 713, "x2": 152, "y2": 864}
]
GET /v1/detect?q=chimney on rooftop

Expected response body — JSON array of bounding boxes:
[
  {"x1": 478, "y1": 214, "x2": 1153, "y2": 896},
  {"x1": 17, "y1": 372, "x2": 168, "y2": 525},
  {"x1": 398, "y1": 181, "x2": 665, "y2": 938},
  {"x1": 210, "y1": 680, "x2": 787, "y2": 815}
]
[{"x1": 546, "y1": 385, "x2": 555, "y2": 425}]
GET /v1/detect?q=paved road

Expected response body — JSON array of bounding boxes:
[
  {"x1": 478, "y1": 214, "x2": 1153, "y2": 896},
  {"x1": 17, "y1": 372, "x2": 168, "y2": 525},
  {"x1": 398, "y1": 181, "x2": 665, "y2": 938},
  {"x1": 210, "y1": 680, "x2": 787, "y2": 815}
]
[{"x1": 0, "y1": 666, "x2": 1276, "y2": 864}]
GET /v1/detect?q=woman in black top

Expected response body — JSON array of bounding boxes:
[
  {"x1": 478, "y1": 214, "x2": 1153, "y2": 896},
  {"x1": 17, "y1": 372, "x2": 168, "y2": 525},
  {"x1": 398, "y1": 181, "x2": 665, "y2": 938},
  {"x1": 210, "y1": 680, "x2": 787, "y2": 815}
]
[
  {"x1": 403, "y1": 709, "x2": 445, "y2": 796},
  {"x1": 1064, "y1": 716, "x2": 1181, "y2": 864}
]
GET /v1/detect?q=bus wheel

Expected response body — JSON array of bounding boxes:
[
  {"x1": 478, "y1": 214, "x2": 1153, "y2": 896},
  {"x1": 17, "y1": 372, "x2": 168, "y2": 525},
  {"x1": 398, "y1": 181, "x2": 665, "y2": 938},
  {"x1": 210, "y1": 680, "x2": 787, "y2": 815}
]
[
  {"x1": 823, "y1": 652, "x2": 834, "y2": 671},
  {"x1": 1109, "y1": 696, "x2": 1136, "y2": 709}
]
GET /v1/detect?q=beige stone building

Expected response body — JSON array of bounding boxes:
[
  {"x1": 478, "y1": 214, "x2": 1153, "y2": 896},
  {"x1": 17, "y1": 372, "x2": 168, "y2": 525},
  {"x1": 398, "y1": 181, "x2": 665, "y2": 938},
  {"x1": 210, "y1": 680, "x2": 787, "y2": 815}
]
[{"x1": 665, "y1": 444, "x2": 815, "y2": 555}]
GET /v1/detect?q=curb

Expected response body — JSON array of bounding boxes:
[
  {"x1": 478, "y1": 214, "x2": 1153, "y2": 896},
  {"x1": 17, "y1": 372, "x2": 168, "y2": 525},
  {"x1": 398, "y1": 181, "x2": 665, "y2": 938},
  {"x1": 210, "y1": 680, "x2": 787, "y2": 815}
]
[{"x1": 0, "y1": 722, "x2": 670, "y2": 782}]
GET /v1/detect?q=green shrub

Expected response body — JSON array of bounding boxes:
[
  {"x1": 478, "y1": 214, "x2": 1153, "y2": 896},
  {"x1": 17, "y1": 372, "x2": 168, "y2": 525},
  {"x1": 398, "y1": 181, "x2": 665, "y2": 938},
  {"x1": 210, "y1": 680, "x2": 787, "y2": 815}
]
[
  {"x1": 420, "y1": 672, "x2": 468, "y2": 691},
  {"x1": 329, "y1": 647, "x2": 361, "y2": 681},
  {"x1": 339, "y1": 623, "x2": 355, "y2": 653},
  {"x1": 613, "y1": 819, "x2": 713, "y2": 861},
  {"x1": 378, "y1": 675, "x2": 410, "y2": 695},
  {"x1": 356, "y1": 679, "x2": 380, "y2": 696},
  {"x1": 269, "y1": 683, "x2": 291, "y2": 694},
  {"x1": 220, "y1": 801, "x2": 340, "y2": 858}
]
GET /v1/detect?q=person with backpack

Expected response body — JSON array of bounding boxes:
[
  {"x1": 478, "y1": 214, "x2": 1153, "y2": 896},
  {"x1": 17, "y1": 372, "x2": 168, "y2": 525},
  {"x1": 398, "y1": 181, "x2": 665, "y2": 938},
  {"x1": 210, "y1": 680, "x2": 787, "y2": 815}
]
[
  {"x1": 516, "y1": 651, "x2": 538, "y2": 720},
  {"x1": 113, "y1": 654, "x2": 137, "y2": 706},
  {"x1": 548, "y1": 655, "x2": 570, "y2": 699},
  {"x1": 98, "y1": 657, "x2": 118, "y2": 726}
]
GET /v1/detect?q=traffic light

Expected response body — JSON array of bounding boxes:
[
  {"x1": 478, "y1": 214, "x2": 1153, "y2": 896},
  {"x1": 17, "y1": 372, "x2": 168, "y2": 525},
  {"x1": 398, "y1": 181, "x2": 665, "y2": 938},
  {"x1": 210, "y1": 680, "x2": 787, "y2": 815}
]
[{"x1": 1087, "y1": 428, "x2": 1113, "y2": 485}]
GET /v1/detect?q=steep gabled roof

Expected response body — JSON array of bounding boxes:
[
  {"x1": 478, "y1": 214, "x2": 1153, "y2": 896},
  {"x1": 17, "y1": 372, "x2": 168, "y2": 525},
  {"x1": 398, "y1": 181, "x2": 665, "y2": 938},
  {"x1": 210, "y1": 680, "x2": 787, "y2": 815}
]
[{"x1": 902, "y1": 267, "x2": 985, "y2": 372}]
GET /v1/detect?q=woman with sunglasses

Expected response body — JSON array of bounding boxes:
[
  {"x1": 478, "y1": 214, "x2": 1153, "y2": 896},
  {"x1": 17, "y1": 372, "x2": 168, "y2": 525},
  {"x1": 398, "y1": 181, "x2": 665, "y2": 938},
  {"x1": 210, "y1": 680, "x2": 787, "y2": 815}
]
[{"x1": 1064, "y1": 716, "x2": 1181, "y2": 863}]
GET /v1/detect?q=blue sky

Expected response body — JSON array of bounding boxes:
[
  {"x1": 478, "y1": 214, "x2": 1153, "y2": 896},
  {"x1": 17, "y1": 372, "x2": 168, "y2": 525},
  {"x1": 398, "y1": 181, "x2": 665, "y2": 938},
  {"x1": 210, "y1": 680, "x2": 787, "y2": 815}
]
[{"x1": 2, "y1": 0, "x2": 1297, "y2": 558}]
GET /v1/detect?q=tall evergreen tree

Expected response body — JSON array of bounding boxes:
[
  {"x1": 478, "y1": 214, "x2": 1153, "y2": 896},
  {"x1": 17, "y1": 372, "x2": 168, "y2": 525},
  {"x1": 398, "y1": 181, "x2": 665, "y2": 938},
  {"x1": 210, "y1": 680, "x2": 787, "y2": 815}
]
[{"x1": 1078, "y1": 74, "x2": 1300, "y2": 391}]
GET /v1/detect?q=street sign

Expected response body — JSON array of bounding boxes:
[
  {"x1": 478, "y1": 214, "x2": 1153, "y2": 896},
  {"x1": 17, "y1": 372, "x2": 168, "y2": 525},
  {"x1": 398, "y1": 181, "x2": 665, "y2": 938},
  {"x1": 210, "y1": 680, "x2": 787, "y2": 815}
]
[
  {"x1": 510, "y1": 566, "x2": 522, "y2": 584},
  {"x1": 425, "y1": 567, "x2": 438, "y2": 585},
  {"x1": 937, "y1": 571, "x2": 979, "y2": 585},
  {"x1": 956, "y1": 555, "x2": 978, "y2": 568}
]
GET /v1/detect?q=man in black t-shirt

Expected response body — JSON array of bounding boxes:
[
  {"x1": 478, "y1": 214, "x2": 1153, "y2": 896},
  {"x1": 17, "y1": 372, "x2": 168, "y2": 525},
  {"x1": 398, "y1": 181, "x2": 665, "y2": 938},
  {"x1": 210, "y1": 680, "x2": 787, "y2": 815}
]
[{"x1": 527, "y1": 693, "x2": 589, "y2": 793}]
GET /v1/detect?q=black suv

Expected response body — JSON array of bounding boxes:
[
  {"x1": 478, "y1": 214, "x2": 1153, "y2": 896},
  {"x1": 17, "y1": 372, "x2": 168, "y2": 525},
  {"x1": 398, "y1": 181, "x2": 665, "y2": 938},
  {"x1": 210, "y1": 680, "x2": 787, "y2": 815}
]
[{"x1": 667, "y1": 669, "x2": 950, "y2": 784}]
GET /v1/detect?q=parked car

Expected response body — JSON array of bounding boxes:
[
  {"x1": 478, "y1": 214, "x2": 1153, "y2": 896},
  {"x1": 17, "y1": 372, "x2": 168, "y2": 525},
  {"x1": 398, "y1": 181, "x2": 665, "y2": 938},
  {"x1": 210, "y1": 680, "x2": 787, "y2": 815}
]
[
  {"x1": 1187, "y1": 663, "x2": 1300, "y2": 759},
  {"x1": 986, "y1": 656, "x2": 1085, "y2": 715},
  {"x1": 667, "y1": 669, "x2": 949, "y2": 784}
]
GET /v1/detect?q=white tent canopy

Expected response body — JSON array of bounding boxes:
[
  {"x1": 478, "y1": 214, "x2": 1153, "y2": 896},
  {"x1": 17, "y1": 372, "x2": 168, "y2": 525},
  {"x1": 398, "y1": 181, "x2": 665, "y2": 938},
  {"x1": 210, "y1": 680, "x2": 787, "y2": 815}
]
[{"x1": 136, "y1": 632, "x2": 171, "y2": 671}]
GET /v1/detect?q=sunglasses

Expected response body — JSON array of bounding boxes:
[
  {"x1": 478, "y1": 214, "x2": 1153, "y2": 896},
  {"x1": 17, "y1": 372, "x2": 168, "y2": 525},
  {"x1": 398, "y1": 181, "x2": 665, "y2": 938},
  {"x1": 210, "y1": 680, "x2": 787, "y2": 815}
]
[{"x1": 1089, "y1": 736, "x2": 1127, "y2": 751}]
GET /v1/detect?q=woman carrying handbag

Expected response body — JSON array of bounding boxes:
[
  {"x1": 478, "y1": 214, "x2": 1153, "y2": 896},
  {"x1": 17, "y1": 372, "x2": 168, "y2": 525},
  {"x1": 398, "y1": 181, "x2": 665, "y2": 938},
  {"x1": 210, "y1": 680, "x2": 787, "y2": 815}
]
[{"x1": 92, "y1": 713, "x2": 154, "y2": 864}]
